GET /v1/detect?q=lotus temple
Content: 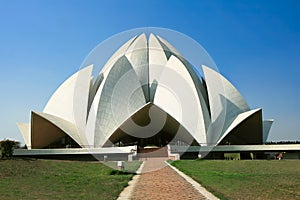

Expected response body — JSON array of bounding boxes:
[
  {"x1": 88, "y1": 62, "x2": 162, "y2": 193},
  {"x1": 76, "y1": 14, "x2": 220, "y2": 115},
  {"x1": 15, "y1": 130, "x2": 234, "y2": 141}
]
[{"x1": 15, "y1": 33, "x2": 300, "y2": 160}]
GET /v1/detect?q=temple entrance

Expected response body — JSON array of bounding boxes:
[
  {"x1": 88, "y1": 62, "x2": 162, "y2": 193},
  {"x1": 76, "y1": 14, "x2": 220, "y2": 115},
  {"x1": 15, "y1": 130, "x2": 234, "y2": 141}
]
[{"x1": 105, "y1": 103, "x2": 198, "y2": 148}]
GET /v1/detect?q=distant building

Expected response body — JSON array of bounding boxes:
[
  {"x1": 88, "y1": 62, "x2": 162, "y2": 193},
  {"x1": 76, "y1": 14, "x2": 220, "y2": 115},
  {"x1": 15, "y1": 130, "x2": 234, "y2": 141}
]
[{"x1": 17, "y1": 34, "x2": 273, "y2": 149}]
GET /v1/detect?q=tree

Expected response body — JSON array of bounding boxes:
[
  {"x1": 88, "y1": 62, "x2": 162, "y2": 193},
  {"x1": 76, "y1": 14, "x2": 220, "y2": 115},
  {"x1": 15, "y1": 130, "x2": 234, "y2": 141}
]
[{"x1": 0, "y1": 139, "x2": 20, "y2": 159}]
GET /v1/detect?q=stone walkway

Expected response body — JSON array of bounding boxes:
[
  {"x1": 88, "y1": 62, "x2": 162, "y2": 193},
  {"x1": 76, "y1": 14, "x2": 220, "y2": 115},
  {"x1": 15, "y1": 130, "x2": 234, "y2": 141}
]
[{"x1": 129, "y1": 158, "x2": 208, "y2": 200}]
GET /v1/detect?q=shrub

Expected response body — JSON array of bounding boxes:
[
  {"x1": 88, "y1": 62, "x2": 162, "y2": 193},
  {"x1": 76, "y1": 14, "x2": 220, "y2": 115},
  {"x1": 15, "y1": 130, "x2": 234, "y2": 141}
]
[{"x1": 0, "y1": 139, "x2": 20, "y2": 159}]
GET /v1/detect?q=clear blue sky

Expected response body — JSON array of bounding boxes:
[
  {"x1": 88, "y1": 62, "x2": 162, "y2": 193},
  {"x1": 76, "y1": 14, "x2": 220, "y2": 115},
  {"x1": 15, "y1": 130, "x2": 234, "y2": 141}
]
[{"x1": 0, "y1": 0, "x2": 299, "y2": 144}]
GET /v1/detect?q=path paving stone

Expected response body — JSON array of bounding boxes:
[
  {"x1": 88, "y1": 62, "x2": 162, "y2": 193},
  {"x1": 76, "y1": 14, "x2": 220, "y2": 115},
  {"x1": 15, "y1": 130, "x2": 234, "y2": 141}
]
[{"x1": 130, "y1": 158, "x2": 207, "y2": 200}]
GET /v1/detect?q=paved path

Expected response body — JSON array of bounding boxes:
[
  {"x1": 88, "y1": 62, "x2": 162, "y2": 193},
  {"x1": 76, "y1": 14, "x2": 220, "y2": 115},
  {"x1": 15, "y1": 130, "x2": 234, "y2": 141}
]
[{"x1": 130, "y1": 158, "x2": 208, "y2": 200}]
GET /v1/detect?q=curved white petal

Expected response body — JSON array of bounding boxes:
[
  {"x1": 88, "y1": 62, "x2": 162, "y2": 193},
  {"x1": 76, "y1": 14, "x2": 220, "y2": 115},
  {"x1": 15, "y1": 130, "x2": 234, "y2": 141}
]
[
  {"x1": 17, "y1": 123, "x2": 31, "y2": 149},
  {"x1": 263, "y1": 120, "x2": 274, "y2": 143},
  {"x1": 202, "y1": 65, "x2": 250, "y2": 143},
  {"x1": 87, "y1": 56, "x2": 146, "y2": 147},
  {"x1": 217, "y1": 108, "x2": 261, "y2": 144},
  {"x1": 101, "y1": 36, "x2": 137, "y2": 74},
  {"x1": 149, "y1": 34, "x2": 168, "y2": 87},
  {"x1": 43, "y1": 65, "x2": 93, "y2": 138},
  {"x1": 154, "y1": 55, "x2": 208, "y2": 145},
  {"x1": 125, "y1": 34, "x2": 149, "y2": 100},
  {"x1": 156, "y1": 35, "x2": 182, "y2": 57},
  {"x1": 33, "y1": 112, "x2": 82, "y2": 146}
]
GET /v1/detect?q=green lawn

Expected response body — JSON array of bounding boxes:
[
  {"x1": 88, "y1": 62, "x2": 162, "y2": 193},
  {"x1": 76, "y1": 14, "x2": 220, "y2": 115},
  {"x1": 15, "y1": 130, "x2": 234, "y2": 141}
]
[
  {"x1": 0, "y1": 159, "x2": 139, "y2": 200},
  {"x1": 171, "y1": 160, "x2": 300, "y2": 200}
]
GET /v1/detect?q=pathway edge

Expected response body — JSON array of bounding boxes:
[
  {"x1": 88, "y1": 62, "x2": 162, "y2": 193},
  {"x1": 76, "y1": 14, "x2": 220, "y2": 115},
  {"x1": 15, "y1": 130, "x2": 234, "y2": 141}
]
[
  {"x1": 166, "y1": 161, "x2": 220, "y2": 200},
  {"x1": 117, "y1": 161, "x2": 145, "y2": 200}
]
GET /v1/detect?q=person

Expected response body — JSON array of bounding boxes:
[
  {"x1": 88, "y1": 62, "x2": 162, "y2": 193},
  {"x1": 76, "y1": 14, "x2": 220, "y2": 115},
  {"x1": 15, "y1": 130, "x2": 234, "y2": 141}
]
[{"x1": 278, "y1": 152, "x2": 283, "y2": 160}]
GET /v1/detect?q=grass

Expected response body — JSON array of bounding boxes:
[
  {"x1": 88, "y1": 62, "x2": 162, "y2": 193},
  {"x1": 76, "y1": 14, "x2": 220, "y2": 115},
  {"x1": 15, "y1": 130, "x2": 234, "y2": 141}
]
[
  {"x1": 104, "y1": 160, "x2": 142, "y2": 174},
  {"x1": 0, "y1": 159, "x2": 140, "y2": 200},
  {"x1": 171, "y1": 160, "x2": 300, "y2": 200}
]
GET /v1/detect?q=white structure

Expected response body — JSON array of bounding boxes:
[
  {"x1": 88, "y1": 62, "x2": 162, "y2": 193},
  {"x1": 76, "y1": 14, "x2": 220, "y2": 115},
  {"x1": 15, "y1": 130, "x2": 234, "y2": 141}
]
[{"x1": 17, "y1": 34, "x2": 273, "y2": 149}]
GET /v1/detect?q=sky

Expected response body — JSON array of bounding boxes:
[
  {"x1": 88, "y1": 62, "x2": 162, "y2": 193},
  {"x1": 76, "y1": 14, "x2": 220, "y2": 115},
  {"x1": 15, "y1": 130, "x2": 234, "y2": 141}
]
[{"x1": 0, "y1": 0, "x2": 299, "y2": 144}]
